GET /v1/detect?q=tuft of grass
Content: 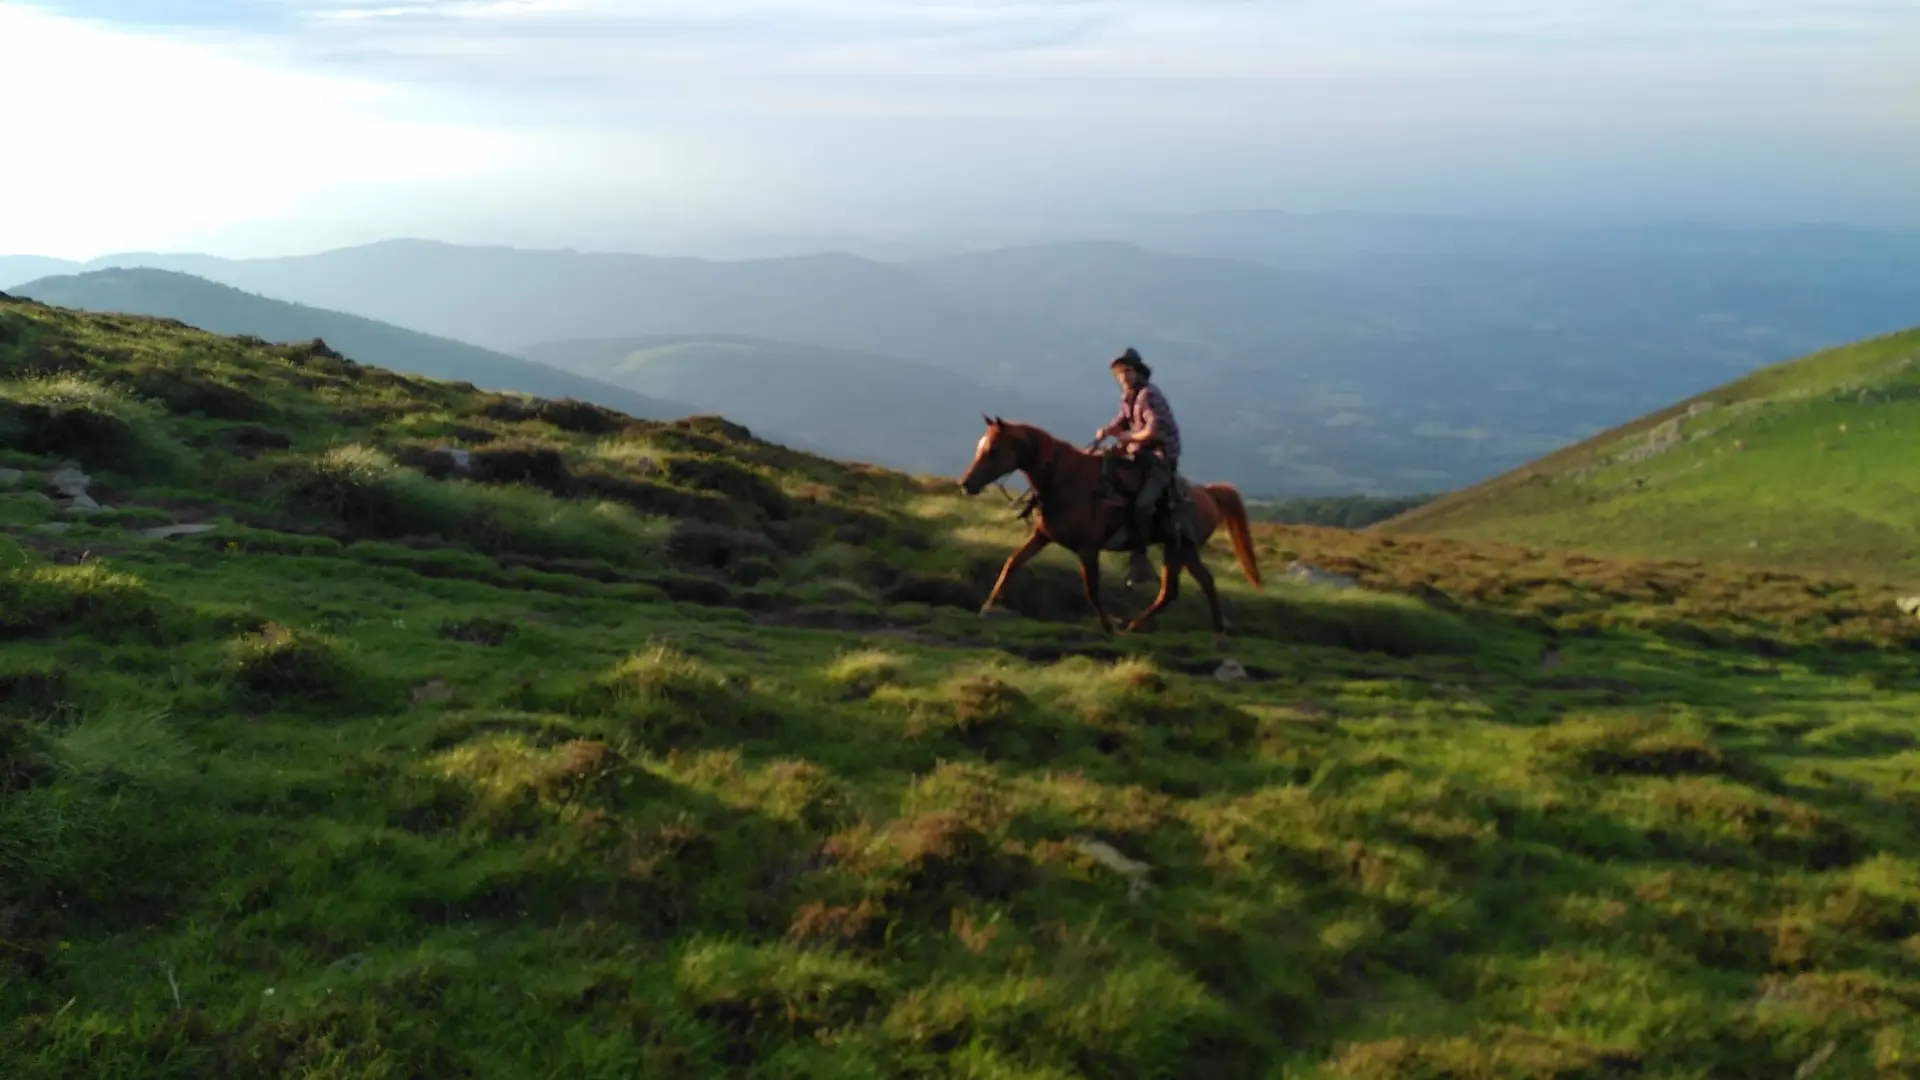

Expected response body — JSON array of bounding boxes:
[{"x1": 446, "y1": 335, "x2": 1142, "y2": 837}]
[
  {"x1": 0, "y1": 373, "x2": 191, "y2": 477},
  {"x1": 0, "y1": 560, "x2": 185, "y2": 643},
  {"x1": 57, "y1": 706, "x2": 193, "y2": 787},
  {"x1": 1535, "y1": 713, "x2": 1732, "y2": 777},
  {"x1": 577, "y1": 643, "x2": 778, "y2": 749},
  {"x1": 821, "y1": 648, "x2": 911, "y2": 699},
  {"x1": 223, "y1": 620, "x2": 381, "y2": 712},
  {"x1": 429, "y1": 734, "x2": 635, "y2": 832}
]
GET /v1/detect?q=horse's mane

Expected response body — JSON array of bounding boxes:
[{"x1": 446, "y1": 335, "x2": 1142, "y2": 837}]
[{"x1": 995, "y1": 419, "x2": 1083, "y2": 461}]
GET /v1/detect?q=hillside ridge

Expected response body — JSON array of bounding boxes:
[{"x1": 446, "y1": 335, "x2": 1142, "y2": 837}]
[
  {"x1": 10, "y1": 295, "x2": 1920, "y2": 1078},
  {"x1": 11, "y1": 266, "x2": 701, "y2": 424},
  {"x1": 1374, "y1": 323, "x2": 1920, "y2": 578}
]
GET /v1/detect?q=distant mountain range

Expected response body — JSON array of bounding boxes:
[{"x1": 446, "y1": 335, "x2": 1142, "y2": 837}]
[
  {"x1": 517, "y1": 334, "x2": 1077, "y2": 479},
  {"x1": 9, "y1": 218, "x2": 1918, "y2": 497}
]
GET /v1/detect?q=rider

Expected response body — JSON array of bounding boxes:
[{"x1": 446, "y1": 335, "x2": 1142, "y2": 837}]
[{"x1": 1094, "y1": 347, "x2": 1181, "y2": 588}]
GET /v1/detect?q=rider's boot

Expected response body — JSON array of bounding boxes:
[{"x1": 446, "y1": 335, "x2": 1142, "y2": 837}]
[
  {"x1": 1126, "y1": 548, "x2": 1155, "y2": 588},
  {"x1": 1125, "y1": 500, "x2": 1156, "y2": 587}
]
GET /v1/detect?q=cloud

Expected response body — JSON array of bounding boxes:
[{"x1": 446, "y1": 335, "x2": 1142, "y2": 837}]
[
  {"x1": 16, "y1": 1, "x2": 1918, "y2": 107},
  {"x1": 0, "y1": 2, "x2": 584, "y2": 256},
  {"x1": 4, "y1": 0, "x2": 1917, "y2": 254}
]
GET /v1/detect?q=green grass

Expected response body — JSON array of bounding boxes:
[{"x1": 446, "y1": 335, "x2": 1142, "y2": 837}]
[
  {"x1": 1377, "y1": 325, "x2": 1920, "y2": 583},
  {"x1": 7, "y1": 295, "x2": 1920, "y2": 1077}
]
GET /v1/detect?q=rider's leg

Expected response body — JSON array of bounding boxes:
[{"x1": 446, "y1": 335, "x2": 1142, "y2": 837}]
[{"x1": 1127, "y1": 461, "x2": 1167, "y2": 586}]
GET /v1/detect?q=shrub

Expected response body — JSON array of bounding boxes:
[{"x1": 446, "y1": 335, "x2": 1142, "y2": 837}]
[
  {"x1": 0, "y1": 661, "x2": 76, "y2": 723},
  {"x1": 476, "y1": 394, "x2": 631, "y2": 435},
  {"x1": 665, "y1": 519, "x2": 778, "y2": 572},
  {"x1": 121, "y1": 365, "x2": 275, "y2": 421},
  {"x1": 468, "y1": 441, "x2": 572, "y2": 495},
  {"x1": 282, "y1": 444, "x2": 446, "y2": 534},
  {"x1": 0, "y1": 374, "x2": 189, "y2": 477},
  {"x1": 664, "y1": 454, "x2": 788, "y2": 518},
  {"x1": 0, "y1": 715, "x2": 58, "y2": 793},
  {"x1": 281, "y1": 444, "x2": 671, "y2": 569}
]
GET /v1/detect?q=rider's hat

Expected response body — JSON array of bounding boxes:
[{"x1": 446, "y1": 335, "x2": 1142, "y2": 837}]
[{"x1": 1109, "y1": 347, "x2": 1151, "y2": 380}]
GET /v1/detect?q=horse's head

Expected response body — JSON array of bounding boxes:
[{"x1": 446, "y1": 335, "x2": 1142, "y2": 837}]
[{"x1": 959, "y1": 414, "x2": 1020, "y2": 496}]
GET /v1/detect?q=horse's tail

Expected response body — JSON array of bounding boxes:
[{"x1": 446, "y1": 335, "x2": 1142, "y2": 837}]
[{"x1": 1207, "y1": 483, "x2": 1264, "y2": 591}]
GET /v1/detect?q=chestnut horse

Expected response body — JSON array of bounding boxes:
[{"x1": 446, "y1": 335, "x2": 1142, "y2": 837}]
[{"x1": 958, "y1": 415, "x2": 1263, "y2": 640}]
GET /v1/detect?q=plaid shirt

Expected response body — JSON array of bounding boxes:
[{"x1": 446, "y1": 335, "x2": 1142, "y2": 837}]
[{"x1": 1110, "y1": 383, "x2": 1181, "y2": 462}]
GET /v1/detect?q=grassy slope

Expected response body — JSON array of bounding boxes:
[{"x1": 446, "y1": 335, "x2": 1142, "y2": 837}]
[
  {"x1": 12, "y1": 267, "x2": 697, "y2": 424},
  {"x1": 1375, "y1": 326, "x2": 1920, "y2": 582},
  {"x1": 7, "y1": 293, "x2": 1920, "y2": 1078}
]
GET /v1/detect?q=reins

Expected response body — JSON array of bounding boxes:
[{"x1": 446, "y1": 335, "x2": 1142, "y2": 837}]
[{"x1": 994, "y1": 434, "x2": 1108, "y2": 525}]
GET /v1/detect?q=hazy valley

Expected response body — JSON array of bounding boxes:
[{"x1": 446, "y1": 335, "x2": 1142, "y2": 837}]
[{"x1": 12, "y1": 216, "x2": 1917, "y2": 499}]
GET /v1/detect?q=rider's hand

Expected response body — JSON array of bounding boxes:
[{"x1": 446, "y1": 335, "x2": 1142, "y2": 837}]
[{"x1": 1094, "y1": 426, "x2": 1110, "y2": 443}]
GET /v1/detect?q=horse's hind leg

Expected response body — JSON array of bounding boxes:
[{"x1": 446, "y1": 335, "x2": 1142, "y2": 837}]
[{"x1": 1186, "y1": 554, "x2": 1230, "y2": 648}]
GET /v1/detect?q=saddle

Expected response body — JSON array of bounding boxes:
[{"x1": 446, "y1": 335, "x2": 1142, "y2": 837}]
[{"x1": 1097, "y1": 452, "x2": 1197, "y2": 550}]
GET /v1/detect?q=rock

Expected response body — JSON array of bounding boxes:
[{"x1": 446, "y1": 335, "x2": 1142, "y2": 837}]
[
  {"x1": 1282, "y1": 561, "x2": 1357, "y2": 589},
  {"x1": 1896, "y1": 596, "x2": 1920, "y2": 618},
  {"x1": 45, "y1": 468, "x2": 90, "y2": 499},
  {"x1": 34, "y1": 523, "x2": 72, "y2": 534},
  {"x1": 63, "y1": 493, "x2": 101, "y2": 513},
  {"x1": 1071, "y1": 836, "x2": 1151, "y2": 900},
  {"x1": 1214, "y1": 658, "x2": 1249, "y2": 682},
  {"x1": 136, "y1": 523, "x2": 218, "y2": 540},
  {"x1": 445, "y1": 449, "x2": 471, "y2": 472},
  {"x1": 0, "y1": 468, "x2": 22, "y2": 488},
  {"x1": 411, "y1": 679, "x2": 453, "y2": 704}
]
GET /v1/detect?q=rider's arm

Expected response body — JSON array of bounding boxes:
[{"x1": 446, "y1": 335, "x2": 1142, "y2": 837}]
[{"x1": 1128, "y1": 387, "x2": 1167, "y2": 447}]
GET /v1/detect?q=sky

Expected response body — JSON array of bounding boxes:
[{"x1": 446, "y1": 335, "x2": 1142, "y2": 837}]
[{"x1": 2, "y1": 0, "x2": 1917, "y2": 259}]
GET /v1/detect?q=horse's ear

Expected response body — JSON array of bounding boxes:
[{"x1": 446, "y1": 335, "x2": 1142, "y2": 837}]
[
  {"x1": 982, "y1": 412, "x2": 993, "y2": 427},
  {"x1": 992, "y1": 415, "x2": 1005, "y2": 426}
]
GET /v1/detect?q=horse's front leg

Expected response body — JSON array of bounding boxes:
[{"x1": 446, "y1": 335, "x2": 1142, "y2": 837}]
[
  {"x1": 1075, "y1": 546, "x2": 1118, "y2": 635},
  {"x1": 980, "y1": 529, "x2": 1050, "y2": 617}
]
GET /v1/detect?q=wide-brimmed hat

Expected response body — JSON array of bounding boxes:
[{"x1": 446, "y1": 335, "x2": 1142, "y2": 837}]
[{"x1": 1109, "y1": 347, "x2": 1152, "y2": 380}]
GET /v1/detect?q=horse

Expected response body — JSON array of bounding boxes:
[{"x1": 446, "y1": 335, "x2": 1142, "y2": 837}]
[{"x1": 957, "y1": 414, "x2": 1263, "y2": 642}]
